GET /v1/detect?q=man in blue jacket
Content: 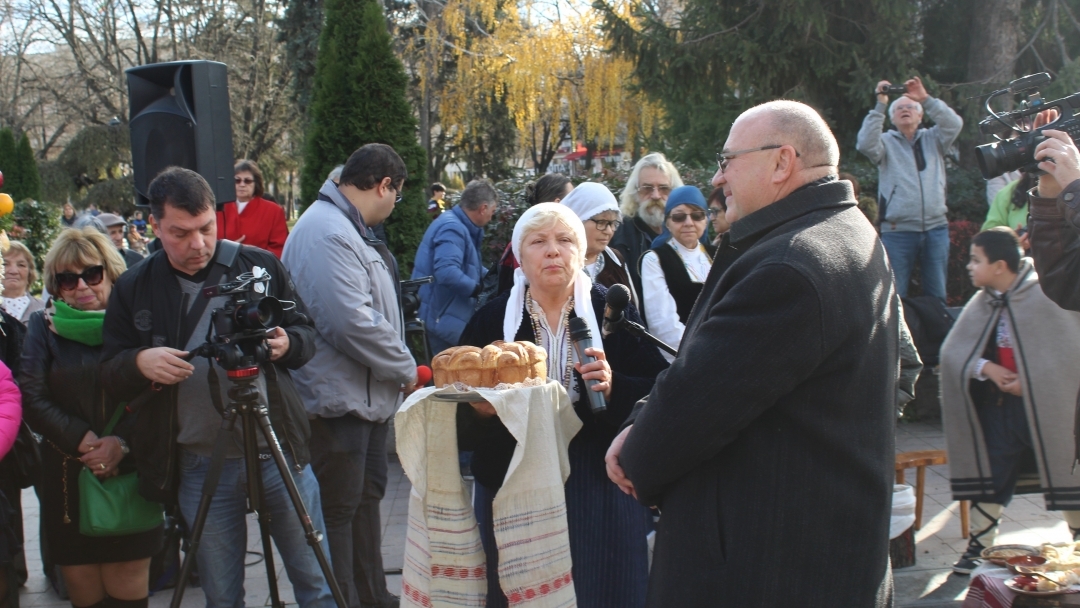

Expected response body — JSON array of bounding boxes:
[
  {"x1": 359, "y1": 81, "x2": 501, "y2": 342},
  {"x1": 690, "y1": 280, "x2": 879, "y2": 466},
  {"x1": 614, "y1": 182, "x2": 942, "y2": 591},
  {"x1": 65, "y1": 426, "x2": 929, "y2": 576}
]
[
  {"x1": 413, "y1": 179, "x2": 498, "y2": 354},
  {"x1": 857, "y1": 76, "x2": 963, "y2": 300}
]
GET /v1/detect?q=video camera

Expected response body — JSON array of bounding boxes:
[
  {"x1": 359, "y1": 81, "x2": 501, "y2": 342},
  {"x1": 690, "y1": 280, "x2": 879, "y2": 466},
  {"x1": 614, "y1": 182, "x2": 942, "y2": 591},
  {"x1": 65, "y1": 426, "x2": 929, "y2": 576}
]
[
  {"x1": 400, "y1": 276, "x2": 432, "y2": 322},
  {"x1": 879, "y1": 84, "x2": 908, "y2": 96},
  {"x1": 187, "y1": 267, "x2": 286, "y2": 370},
  {"x1": 975, "y1": 72, "x2": 1080, "y2": 179}
]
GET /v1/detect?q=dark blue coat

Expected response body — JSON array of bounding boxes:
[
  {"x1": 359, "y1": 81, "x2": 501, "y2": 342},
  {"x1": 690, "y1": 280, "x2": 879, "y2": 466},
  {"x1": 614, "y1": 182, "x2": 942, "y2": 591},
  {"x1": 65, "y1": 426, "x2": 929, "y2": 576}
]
[{"x1": 413, "y1": 205, "x2": 485, "y2": 352}]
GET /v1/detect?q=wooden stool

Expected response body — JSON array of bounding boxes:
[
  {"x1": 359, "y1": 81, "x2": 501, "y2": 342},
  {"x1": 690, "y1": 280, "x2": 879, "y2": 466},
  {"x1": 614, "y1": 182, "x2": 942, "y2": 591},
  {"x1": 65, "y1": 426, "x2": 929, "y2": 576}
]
[{"x1": 895, "y1": 449, "x2": 970, "y2": 537}]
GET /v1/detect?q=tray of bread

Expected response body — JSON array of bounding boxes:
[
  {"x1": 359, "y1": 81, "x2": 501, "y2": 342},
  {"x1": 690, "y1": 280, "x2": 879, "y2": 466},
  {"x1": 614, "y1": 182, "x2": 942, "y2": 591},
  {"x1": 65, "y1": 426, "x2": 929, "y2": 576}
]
[
  {"x1": 999, "y1": 542, "x2": 1080, "y2": 595},
  {"x1": 429, "y1": 341, "x2": 548, "y2": 399}
]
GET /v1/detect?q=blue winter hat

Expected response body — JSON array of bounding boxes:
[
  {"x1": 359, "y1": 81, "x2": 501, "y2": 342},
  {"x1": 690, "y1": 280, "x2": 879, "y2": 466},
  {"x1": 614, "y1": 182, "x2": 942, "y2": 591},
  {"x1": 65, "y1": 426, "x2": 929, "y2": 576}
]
[{"x1": 652, "y1": 186, "x2": 707, "y2": 248}]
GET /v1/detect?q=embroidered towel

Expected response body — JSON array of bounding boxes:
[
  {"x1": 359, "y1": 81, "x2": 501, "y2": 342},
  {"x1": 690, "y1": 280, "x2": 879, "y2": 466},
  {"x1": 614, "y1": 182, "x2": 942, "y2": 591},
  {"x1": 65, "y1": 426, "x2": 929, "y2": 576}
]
[{"x1": 396, "y1": 380, "x2": 582, "y2": 607}]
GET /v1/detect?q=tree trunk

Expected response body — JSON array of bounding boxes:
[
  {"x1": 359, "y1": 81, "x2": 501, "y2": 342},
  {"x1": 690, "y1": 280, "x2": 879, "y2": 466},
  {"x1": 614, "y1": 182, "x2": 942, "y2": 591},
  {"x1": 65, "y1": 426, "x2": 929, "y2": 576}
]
[{"x1": 966, "y1": 0, "x2": 1022, "y2": 86}]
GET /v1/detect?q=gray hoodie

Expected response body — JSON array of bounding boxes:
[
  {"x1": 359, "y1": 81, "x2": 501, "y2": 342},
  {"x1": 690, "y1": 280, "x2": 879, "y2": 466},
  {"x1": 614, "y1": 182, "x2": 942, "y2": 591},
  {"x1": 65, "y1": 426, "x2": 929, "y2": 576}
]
[
  {"x1": 282, "y1": 179, "x2": 417, "y2": 422},
  {"x1": 856, "y1": 97, "x2": 963, "y2": 233}
]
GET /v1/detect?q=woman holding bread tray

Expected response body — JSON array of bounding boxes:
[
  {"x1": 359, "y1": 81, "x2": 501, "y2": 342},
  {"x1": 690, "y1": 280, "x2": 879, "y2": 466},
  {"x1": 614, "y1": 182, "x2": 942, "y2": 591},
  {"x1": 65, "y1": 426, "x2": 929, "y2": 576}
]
[{"x1": 446, "y1": 203, "x2": 668, "y2": 607}]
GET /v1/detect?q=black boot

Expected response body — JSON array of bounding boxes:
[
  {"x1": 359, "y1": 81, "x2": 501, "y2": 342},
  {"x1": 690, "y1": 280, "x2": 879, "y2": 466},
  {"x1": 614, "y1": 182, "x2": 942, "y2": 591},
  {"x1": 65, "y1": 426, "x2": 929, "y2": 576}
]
[{"x1": 953, "y1": 502, "x2": 1002, "y2": 575}]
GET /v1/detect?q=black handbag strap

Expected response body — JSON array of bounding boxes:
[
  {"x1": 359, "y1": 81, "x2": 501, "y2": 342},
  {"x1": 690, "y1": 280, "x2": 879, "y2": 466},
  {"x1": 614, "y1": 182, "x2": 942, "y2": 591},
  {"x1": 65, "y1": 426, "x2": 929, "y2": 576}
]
[{"x1": 180, "y1": 240, "x2": 241, "y2": 347}]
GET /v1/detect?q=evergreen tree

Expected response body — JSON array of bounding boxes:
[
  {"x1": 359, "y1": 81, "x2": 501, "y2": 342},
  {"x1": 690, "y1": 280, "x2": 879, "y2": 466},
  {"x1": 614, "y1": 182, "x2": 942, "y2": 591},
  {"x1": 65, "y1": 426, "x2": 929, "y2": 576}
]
[
  {"x1": 302, "y1": 0, "x2": 429, "y2": 269},
  {"x1": 0, "y1": 130, "x2": 15, "y2": 186},
  {"x1": 9, "y1": 134, "x2": 42, "y2": 202}
]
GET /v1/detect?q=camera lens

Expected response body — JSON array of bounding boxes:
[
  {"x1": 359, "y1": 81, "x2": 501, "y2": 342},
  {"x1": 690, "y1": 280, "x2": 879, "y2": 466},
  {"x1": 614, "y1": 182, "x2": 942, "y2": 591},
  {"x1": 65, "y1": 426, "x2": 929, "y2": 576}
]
[
  {"x1": 975, "y1": 134, "x2": 1042, "y2": 180},
  {"x1": 233, "y1": 297, "x2": 283, "y2": 330}
]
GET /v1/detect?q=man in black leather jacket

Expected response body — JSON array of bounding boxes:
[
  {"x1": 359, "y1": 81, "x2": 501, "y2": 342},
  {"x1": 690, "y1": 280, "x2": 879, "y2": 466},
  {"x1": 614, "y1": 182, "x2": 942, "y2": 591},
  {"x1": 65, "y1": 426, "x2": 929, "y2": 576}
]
[
  {"x1": 100, "y1": 167, "x2": 334, "y2": 608},
  {"x1": 1028, "y1": 129, "x2": 1080, "y2": 312}
]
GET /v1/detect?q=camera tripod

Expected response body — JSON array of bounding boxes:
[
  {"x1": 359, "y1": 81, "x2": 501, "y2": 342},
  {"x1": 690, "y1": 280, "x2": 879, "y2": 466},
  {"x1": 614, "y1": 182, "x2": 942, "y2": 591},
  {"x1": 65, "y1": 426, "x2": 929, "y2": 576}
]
[{"x1": 168, "y1": 364, "x2": 347, "y2": 608}]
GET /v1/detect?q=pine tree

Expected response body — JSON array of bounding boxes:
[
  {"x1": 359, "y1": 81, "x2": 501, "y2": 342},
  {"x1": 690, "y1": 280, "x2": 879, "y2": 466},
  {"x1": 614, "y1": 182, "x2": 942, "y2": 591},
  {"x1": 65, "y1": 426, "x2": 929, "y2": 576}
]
[
  {"x1": 0, "y1": 130, "x2": 15, "y2": 189},
  {"x1": 9, "y1": 134, "x2": 42, "y2": 202},
  {"x1": 302, "y1": 0, "x2": 429, "y2": 269}
]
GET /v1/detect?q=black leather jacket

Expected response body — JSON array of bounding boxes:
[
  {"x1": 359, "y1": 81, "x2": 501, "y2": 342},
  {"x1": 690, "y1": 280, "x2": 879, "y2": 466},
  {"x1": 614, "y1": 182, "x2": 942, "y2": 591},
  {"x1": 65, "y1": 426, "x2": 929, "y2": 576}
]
[
  {"x1": 1029, "y1": 180, "x2": 1080, "y2": 312},
  {"x1": 19, "y1": 311, "x2": 136, "y2": 462},
  {"x1": 100, "y1": 244, "x2": 316, "y2": 505}
]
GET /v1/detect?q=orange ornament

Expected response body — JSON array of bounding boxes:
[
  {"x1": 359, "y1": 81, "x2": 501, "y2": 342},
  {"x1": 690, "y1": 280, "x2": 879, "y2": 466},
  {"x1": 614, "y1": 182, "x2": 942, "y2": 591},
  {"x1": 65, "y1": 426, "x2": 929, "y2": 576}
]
[{"x1": 0, "y1": 193, "x2": 13, "y2": 217}]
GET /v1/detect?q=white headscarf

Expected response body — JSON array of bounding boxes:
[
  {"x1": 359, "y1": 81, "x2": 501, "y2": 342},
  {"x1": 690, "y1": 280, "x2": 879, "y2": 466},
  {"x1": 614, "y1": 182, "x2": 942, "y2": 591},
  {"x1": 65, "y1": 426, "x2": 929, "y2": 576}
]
[
  {"x1": 559, "y1": 182, "x2": 619, "y2": 223},
  {"x1": 503, "y1": 203, "x2": 603, "y2": 346}
]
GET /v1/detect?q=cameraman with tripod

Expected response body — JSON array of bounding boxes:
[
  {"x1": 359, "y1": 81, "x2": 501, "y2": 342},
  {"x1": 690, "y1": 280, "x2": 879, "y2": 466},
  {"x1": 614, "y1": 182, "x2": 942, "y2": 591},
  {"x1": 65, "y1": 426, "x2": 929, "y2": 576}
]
[{"x1": 100, "y1": 167, "x2": 335, "y2": 608}]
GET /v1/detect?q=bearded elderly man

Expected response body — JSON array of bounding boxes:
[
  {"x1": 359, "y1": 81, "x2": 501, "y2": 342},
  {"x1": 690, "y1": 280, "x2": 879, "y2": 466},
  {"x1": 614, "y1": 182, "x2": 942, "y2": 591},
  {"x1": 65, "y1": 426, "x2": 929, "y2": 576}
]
[
  {"x1": 606, "y1": 101, "x2": 900, "y2": 607},
  {"x1": 610, "y1": 152, "x2": 683, "y2": 299}
]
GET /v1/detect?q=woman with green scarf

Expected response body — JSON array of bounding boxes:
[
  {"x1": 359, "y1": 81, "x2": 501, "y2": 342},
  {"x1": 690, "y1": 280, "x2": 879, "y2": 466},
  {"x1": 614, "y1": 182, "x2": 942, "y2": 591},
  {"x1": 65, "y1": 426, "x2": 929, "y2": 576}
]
[{"x1": 20, "y1": 228, "x2": 162, "y2": 608}]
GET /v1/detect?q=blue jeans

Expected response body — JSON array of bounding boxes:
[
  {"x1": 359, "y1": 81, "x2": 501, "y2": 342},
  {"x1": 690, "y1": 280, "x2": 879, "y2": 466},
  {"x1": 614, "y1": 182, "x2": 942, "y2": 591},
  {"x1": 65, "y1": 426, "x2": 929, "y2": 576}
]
[
  {"x1": 178, "y1": 449, "x2": 335, "y2": 608},
  {"x1": 880, "y1": 226, "x2": 950, "y2": 300}
]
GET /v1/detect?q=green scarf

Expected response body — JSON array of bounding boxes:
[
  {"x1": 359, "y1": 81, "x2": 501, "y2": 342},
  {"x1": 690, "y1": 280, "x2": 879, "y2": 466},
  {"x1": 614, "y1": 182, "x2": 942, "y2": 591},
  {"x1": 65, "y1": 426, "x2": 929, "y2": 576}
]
[{"x1": 52, "y1": 300, "x2": 105, "y2": 346}]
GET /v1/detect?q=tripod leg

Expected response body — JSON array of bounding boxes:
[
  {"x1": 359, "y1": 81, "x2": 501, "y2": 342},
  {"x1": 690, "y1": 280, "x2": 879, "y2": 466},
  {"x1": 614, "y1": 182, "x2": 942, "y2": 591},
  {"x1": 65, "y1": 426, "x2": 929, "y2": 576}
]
[
  {"x1": 251, "y1": 406, "x2": 348, "y2": 608},
  {"x1": 242, "y1": 409, "x2": 283, "y2": 608},
  {"x1": 170, "y1": 408, "x2": 239, "y2": 608}
]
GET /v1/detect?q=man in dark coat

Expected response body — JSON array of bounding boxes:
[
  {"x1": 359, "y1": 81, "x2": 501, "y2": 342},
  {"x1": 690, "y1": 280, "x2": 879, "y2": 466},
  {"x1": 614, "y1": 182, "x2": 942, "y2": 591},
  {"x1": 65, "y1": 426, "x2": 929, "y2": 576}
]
[{"x1": 605, "y1": 101, "x2": 900, "y2": 607}]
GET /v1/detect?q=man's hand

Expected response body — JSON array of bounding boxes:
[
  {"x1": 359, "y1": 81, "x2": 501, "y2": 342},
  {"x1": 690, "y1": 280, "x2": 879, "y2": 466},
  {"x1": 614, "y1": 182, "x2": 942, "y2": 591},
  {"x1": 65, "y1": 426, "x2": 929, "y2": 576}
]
[
  {"x1": 1017, "y1": 225, "x2": 1031, "y2": 251},
  {"x1": 266, "y1": 327, "x2": 290, "y2": 361},
  {"x1": 1035, "y1": 129, "x2": 1080, "y2": 199},
  {"x1": 904, "y1": 76, "x2": 929, "y2": 103},
  {"x1": 136, "y1": 347, "x2": 194, "y2": 385},
  {"x1": 876, "y1": 80, "x2": 891, "y2": 105},
  {"x1": 606, "y1": 425, "x2": 637, "y2": 500},
  {"x1": 575, "y1": 347, "x2": 613, "y2": 400}
]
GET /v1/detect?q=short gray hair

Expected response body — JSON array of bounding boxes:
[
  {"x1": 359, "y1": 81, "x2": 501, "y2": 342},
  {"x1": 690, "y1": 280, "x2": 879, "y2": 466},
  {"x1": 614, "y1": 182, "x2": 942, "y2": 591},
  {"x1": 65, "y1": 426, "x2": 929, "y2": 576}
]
[
  {"x1": 459, "y1": 179, "x2": 498, "y2": 211},
  {"x1": 888, "y1": 97, "x2": 923, "y2": 122},
  {"x1": 619, "y1": 152, "x2": 684, "y2": 217}
]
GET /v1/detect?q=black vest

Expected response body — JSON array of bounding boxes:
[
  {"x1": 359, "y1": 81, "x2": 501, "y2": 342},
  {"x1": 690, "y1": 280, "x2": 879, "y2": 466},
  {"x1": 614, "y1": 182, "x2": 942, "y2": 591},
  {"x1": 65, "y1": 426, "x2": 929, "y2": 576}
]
[{"x1": 652, "y1": 243, "x2": 706, "y2": 323}]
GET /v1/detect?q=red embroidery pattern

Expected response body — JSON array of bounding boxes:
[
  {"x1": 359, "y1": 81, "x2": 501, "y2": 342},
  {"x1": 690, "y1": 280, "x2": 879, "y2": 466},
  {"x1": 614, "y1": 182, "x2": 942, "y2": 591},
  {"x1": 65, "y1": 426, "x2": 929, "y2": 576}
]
[
  {"x1": 430, "y1": 565, "x2": 487, "y2": 580},
  {"x1": 505, "y1": 572, "x2": 574, "y2": 604},
  {"x1": 402, "y1": 582, "x2": 432, "y2": 607}
]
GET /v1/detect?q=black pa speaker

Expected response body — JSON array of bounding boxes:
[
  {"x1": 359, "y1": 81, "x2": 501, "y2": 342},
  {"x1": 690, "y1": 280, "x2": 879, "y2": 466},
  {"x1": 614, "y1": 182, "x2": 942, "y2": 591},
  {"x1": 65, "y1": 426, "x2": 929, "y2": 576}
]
[{"x1": 126, "y1": 60, "x2": 235, "y2": 208}]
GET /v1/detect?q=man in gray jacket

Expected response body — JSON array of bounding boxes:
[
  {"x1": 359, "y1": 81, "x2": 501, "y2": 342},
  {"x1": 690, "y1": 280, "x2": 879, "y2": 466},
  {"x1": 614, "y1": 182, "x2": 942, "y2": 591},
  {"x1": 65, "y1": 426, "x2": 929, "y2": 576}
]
[
  {"x1": 282, "y1": 143, "x2": 419, "y2": 608},
  {"x1": 857, "y1": 76, "x2": 963, "y2": 300}
]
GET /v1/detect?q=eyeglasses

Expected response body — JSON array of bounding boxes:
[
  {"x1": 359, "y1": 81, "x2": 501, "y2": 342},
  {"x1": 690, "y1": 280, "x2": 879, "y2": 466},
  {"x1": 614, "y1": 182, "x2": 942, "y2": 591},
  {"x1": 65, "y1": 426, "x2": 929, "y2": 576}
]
[
  {"x1": 56, "y1": 265, "x2": 105, "y2": 291},
  {"x1": 669, "y1": 211, "x2": 707, "y2": 223},
  {"x1": 893, "y1": 104, "x2": 921, "y2": 112},
  {"x1": 234, "y1": 177, "x2": 255, "y2": 185},
  {"x1": 637, "y1": 184, "x2": 672, "y2": 198},
  {"x1": 716, "y1": 145, "x2": 799, "y2": 172},
  {"x1": 390, "y1": 183, "x2": 403, "y2": 204},
  {"x1": 707, "y1": 207, "x2": 724, "y2": 219},
  {"x1": 587, "y1": 218, "x2": 622, "y2": 232}
]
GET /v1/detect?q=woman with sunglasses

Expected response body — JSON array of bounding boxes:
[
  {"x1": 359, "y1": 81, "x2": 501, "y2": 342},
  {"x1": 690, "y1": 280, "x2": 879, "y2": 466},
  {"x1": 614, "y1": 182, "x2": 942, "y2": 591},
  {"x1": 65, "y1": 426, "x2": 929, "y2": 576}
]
[
  {"x1": 560, "y1": 182, "x2": 640, "y2": 308},
  {"x1": 20, "y1": 228, "x2": 162, "y2": 608},
  {"x1": 639, "y1": 186, "x2": 712, "y2": 362},
  {"x1": 217, "y1": 159, "x2": 289, "y2": 258}
]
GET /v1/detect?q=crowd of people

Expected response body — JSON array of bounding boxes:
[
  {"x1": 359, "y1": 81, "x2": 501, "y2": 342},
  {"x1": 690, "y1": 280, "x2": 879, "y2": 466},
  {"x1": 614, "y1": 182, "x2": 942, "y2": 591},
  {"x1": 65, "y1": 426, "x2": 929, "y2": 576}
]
[{"x1": 0, "y1": 75, "x2": 1079, "y2": 608}]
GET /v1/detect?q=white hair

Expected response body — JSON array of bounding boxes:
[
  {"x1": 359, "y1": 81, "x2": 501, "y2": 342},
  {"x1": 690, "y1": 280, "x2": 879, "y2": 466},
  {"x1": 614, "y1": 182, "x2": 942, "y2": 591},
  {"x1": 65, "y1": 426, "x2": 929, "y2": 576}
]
[
  {"x1": 512, "y1": 205, "x2": 586, "y2": 272},
  {"x1": 619, "y1": 152, "x2": 684, "y2": 217},
  {"x1": 888, "y1": 97, "x2": 923, "y2": 123}
]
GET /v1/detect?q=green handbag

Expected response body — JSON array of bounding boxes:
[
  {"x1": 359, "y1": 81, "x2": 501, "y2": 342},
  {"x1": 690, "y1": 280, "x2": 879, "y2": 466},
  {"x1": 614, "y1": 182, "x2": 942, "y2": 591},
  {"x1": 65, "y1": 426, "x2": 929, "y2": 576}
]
[{"x1": 78, "y1": 403, "x2": 164, "y2": 537}]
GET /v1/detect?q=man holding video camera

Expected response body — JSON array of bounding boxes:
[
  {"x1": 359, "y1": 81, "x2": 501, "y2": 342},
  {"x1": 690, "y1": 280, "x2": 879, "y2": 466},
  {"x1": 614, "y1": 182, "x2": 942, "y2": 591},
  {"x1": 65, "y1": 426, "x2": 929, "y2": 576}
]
[
  {"x1": 100, "y1": 167, "x2": 335, "y2": 608},
  {"x1": 1028, "y1": 128, "x2": 1080, "y2": 311},
  {"x1": 282, "y1": 143, "x2": 419, "y2": 608},
  {"x1": 857, "y1": 76, "x2": 963, "y2": 300}
]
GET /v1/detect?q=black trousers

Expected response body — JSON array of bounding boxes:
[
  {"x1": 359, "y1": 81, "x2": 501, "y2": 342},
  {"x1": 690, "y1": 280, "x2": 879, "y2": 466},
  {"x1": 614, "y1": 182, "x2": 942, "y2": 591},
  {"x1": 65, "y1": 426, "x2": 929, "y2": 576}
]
[
  {"x1": 975, "y1": 393, "x2": 1035, "y2": 506},
  {"x1": 309, "y1": 415, "x2": 391, "y2": 608}
]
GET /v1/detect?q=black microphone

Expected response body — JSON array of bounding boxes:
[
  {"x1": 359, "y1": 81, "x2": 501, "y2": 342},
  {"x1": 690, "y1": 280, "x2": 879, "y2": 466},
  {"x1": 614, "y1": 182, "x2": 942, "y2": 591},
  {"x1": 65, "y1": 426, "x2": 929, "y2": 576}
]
[
  {"x1": 603, "y1": 284, "x2": 631, "y2": 337},
  {"x1": 568, "y1": 316, "x2": 607, "y2": 414}
]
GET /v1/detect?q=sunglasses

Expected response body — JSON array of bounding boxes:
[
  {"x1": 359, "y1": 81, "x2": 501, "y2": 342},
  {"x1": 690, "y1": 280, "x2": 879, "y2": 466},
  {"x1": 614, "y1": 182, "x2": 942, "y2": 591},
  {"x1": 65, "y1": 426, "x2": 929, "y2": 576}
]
[
  {"x1": 56, "y1": 265, "x2": 105, "y2": 291},
  {"x1": 637, "y1": 184, "x2": 672, "y2": 198},
  {"x1": 669, "y1": 211, "x2": 707, "y2": 223},
  {"x1": 235, "y1": 177, "x2": 255, "y2": 185}
]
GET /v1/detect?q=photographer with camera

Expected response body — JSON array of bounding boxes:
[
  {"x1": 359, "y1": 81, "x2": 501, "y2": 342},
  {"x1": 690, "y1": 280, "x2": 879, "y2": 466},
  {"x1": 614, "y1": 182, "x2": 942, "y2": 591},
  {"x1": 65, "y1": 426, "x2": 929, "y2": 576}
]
[
  {"x1": 282, "y1": 144, "x2": 419, "y2": 608},
  {"x1": 100, "y1": 167, "x2": 334, "y2": 608},
  {"x1": 857, "y1": 76, "x2": 963, "y2": 300},
  {"x1": 1026, "y1": 122, "x2": 1080, "y2": 311}
]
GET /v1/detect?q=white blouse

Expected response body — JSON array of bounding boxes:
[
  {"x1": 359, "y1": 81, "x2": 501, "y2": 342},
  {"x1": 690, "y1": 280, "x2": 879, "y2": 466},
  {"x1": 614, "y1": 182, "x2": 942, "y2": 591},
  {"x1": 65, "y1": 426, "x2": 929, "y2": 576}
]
[{"x1": 640, "y1": 239, "x2": 712, "y2": 362}]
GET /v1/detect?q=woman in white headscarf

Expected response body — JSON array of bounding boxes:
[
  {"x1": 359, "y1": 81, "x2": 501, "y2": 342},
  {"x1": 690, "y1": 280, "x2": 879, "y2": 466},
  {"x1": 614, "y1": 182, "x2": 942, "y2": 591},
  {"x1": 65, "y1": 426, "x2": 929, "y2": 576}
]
[
  {"x1": 456, "y1": 203, "x2": 668, "y2": 608},
  {"x1": 560, "y1": 182, "x2": 640, "y2": 307}
]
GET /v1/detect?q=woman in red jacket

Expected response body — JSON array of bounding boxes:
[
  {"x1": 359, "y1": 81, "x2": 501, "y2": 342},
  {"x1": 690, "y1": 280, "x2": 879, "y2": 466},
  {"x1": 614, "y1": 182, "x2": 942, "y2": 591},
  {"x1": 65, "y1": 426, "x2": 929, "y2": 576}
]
[{"x1": 217, "y1": 159, "x2": 289, "y2": 257}]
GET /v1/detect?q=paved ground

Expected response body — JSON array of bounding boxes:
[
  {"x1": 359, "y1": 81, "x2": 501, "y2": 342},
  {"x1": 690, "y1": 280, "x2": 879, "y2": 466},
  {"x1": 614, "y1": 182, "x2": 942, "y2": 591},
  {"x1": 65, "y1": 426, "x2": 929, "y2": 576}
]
[{"x1": 15, "y1": 419, "x2": 1072, "y2": 607}]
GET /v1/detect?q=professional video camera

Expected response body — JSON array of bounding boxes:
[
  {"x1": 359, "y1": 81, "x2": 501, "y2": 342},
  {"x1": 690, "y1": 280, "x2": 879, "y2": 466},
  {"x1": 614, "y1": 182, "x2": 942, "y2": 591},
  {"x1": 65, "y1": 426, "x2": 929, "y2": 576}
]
[
  {"x1": 400, "y1": 276, "x2": 432, "y2": 323},
  {"x1": 187, "y1": 267, "x2": 285, "y2": 370},
  {"x1": 401, "y1": 276, "x2": 433, "y2": 365},
  {"x1": 975, "y1": 72, "x2": 1080, "y2": 179}
]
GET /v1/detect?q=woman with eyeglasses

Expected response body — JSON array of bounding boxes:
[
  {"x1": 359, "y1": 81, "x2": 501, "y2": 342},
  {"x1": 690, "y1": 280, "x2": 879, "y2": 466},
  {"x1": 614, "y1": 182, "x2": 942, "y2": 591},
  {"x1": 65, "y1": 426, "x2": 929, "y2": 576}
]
[
  {"x1": 217, "y1": 159, "x2": 289, "y2": 258},
  {"x1": 560, "y1": 182, "x2": 640, "y2": 307},
  {"x1": 19, "y1": 228, "x2": 162, "y2": 608},
  {"x1": 639, "y1": 186, "x2": 712, "y2": 361}
]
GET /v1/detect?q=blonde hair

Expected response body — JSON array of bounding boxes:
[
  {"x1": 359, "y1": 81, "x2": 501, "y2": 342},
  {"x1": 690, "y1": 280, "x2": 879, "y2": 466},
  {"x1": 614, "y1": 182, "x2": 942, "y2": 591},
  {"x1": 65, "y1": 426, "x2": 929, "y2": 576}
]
[
  {"x1": 619, "y1": 152, "x2": 684, "y2": 217},
  {"x1": 43, "y1": 228, "x2": 126, "y2": 295},
  {"x1": 4, "y1": 240, "x2": 39, "y2": 287}
]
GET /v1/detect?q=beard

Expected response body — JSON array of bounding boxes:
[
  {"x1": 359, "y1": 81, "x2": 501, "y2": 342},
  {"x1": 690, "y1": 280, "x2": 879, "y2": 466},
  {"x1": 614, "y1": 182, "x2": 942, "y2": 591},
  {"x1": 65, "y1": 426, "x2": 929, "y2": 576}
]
[{"x1": 638, "y1": 200, "x2": 666, "y2": 231}]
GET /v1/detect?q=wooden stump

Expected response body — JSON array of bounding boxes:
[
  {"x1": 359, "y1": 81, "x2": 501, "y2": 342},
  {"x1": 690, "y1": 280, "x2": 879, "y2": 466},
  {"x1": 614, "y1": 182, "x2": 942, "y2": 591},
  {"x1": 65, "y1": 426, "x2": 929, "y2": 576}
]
[{"x1": 890, "y1": 525, "x2": 916, "y2": 569}]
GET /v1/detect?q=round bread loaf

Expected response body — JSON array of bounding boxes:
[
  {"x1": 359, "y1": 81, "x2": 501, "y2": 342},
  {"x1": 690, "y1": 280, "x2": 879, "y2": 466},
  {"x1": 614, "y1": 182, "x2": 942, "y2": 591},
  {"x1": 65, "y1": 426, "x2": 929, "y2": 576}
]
[{"x1": 431, "y1": 340, "x2": 548, "y2": 388}]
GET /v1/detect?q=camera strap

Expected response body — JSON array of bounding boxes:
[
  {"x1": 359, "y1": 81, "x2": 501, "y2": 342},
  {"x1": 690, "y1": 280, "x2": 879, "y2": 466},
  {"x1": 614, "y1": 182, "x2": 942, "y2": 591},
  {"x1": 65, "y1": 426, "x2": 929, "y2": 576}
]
[{"x1": 180, "y1": 239, "x2": 242, "y2": 347}]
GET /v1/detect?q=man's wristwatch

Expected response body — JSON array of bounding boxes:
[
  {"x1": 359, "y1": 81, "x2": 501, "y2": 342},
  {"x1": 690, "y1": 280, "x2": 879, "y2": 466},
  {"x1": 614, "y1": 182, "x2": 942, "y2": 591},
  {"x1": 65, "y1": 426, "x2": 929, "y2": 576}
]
[{"x1": 116, "y1": 437, "x2": 130, "y2": 455}]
